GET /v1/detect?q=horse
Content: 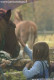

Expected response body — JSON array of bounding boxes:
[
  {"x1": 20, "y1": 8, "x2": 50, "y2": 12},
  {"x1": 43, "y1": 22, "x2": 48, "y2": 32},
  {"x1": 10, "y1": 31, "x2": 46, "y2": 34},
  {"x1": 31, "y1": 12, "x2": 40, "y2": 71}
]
[
  {"x1": 0, "y1": 9, "x2": 20, "y2": 58},
  {"x1": 14, "y1": 10, "x2": 37, "y2": 57}
]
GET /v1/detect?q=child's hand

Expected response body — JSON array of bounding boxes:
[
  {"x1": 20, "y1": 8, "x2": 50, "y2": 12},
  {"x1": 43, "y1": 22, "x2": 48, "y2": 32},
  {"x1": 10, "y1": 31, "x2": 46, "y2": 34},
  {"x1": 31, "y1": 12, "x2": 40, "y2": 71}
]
[{"x1": 25, "y1": 61, "x2": 33, "y2": 68}]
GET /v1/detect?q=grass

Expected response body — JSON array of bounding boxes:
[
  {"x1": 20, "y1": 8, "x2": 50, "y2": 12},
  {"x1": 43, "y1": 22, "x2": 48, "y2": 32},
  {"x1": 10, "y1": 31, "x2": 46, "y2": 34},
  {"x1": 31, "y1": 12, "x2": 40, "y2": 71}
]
[
  {"x1": 36, "y1": 34, "x2": 54, "y2": 48},
  {"x1": 0, "y1": 34, "x2": 54, "y2": 80}
]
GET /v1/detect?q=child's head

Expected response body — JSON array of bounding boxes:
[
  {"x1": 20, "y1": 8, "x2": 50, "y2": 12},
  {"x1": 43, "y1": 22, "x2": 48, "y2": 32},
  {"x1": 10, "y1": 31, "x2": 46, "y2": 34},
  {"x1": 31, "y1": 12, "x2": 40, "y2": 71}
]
[{"x1": 33, "y1": 42, "x2": 50, "y2": 64}]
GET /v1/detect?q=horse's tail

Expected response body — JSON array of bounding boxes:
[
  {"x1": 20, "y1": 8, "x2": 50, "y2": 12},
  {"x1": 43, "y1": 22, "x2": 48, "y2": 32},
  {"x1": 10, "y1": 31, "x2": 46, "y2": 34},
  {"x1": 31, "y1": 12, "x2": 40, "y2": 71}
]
[{"x1": 28, "y1": 22, "x2": 37, "y2": 48}]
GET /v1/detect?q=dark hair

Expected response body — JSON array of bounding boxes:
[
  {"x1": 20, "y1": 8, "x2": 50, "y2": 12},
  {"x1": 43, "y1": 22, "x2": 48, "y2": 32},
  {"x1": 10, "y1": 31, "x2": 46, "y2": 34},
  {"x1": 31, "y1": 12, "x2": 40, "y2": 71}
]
[{"x1": 33, "y1": 42, "x2": 50, "y2": 65}]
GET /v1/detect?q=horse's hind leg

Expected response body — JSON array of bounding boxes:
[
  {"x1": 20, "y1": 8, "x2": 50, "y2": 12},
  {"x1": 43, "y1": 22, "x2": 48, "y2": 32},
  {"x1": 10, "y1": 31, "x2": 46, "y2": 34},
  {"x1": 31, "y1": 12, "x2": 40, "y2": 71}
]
[
  {"x1": 23, "y1": 41, "x2": 27, "y2": 58},
  {"x1": 28, "y1": 33, "x2": 35, "y2": 49},
  {"x1": 19, "y1": 37, "x2": 28, "y2": 58}
]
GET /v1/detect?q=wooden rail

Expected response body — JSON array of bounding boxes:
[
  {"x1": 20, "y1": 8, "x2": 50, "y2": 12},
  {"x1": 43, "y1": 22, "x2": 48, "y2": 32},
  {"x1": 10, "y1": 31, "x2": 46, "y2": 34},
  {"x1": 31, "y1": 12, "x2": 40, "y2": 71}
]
[{"x1": 49, "y1": 48, "x2": 54, "y2": 54}]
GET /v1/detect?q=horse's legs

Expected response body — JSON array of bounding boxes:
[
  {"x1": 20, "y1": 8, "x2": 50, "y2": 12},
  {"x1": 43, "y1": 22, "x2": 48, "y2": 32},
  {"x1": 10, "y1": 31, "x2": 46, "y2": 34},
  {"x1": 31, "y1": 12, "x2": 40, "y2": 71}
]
[
  {"x1": 21, "y1": 41, "x2": 27, "y2": 58},
  {"x1": 22, "y1": 33, "x2": 36, "y2": 58},
  {"x1": 28, "y1": 33, "x2": 35, "y2": 49},
  {"x1": 19, "y1": 34, "x2": 28, "y2": 58},
  {"x1": 22, "y1": 33, "x2": 35, "y2": 58}
]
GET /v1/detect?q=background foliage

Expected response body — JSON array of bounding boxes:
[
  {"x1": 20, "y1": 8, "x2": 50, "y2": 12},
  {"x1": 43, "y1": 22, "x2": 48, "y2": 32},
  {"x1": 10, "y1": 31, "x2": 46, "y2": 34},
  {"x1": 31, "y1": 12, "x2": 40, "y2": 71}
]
[{"x1": 11, "y1": 0, "x2": 54, "y2": 32}]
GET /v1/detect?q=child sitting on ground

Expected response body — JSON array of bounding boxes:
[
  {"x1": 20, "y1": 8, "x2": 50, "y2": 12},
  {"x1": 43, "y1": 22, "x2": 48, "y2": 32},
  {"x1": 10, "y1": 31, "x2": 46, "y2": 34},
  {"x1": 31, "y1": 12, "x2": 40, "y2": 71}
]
[{"x1": 19, "y1": 38, "x2": 50, "y2": 80}]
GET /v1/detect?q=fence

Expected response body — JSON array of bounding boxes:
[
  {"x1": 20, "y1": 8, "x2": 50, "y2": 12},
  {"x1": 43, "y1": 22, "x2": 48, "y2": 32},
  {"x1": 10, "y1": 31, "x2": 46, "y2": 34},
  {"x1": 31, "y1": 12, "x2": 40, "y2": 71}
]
[{"x1": 38, "y1": 31, "x2": 54, "y2": 35}]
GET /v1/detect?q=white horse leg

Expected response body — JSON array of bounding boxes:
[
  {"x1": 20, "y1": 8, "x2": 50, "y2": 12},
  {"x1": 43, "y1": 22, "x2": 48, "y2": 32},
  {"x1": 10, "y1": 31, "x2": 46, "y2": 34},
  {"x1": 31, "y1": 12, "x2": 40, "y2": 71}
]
[
  {"x1": 19, "y1": 36, "x2": 28, "y2": 58},
  {"x1": 28, "y1": 32, "x2": 35, "y2": 49}
]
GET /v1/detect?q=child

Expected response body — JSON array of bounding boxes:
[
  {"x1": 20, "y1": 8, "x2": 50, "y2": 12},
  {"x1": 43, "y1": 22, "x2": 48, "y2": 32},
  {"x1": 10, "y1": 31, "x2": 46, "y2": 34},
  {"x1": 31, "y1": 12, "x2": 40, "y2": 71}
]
[{"x1": 19, "y1": 38, "x2": 50, "y2": 80}]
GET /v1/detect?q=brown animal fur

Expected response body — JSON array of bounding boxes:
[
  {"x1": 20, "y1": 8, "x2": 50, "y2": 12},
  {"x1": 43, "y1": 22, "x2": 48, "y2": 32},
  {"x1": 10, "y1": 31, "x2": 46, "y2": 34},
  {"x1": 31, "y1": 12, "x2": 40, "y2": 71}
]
[
  {"x1": 3, "y1": 21, "x2": 20, "y2": 58},
  {"x1": 0, "y1": 18, "x2": 7, "y2": 51},
  {"x1": 14, "y1": 11, "x2": 37, "y2": 57},
  {"x1": 0, "y1": 9, "x2": 20, "y2": 58},
  {"x1": 15, "y1": 21, "x2": 37, "y2": 48}
]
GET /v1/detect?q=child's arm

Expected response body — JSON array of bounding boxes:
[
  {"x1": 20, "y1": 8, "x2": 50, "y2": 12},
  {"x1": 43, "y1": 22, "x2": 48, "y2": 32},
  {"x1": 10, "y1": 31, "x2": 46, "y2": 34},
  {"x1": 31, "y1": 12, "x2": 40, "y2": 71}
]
[
  {"x1": 24, "y1": 46, "x2": 32, "y2": 60},
  {"x1": 19, "y1": 38, "x2": 33, "y2": 60},
  {"x1": 23, "y1": 61, "x2": 41, "y2": 78}
]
